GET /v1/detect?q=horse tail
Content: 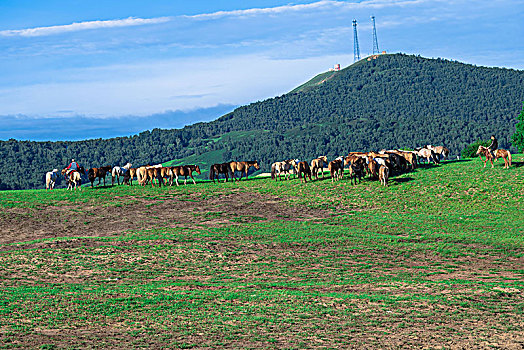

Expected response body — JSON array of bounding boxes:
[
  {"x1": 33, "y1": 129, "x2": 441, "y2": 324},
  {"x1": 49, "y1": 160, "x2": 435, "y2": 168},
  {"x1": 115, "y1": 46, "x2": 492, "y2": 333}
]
[
  {"x1": 137, "y1": 168, "x2": 143, "y2": 184},
  {"x1": 271, "y1": 164, "x2": 276, "y2": 180},
  {"x1": 508, "y1": 151, "x2": 512, "y2": 166},
  {"x1": 209, "y1": 166, "x2": 215, "y2": 180}
]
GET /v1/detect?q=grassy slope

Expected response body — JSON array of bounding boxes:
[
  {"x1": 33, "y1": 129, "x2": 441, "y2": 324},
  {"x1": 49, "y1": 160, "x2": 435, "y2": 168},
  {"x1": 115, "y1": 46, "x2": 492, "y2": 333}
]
[
  {"x1": 0, "y1": 157, "x2": 522, "y2": 348},
  {"x1": 289, "y1": 70, "x2": 339, "y2": 94},
  {"x1": 163, "y1": 130, "x2": 269, "y2": 178}
]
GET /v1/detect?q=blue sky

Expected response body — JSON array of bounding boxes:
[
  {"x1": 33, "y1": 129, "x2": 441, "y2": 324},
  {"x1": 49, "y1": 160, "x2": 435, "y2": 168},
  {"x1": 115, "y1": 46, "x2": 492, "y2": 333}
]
[{"x1": 0, "y1": 0, "x2": 523, "y2": 140}]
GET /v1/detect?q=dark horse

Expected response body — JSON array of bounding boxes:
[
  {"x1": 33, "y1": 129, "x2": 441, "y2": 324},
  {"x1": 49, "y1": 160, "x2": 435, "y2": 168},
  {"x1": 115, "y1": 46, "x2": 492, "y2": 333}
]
[
  {"x1": 209, "y1": 162, "x2": 232, "y2": 183},
  {"x1": 297, "y1": 161, "x2": 312, "y2": 183},
  {"x1": 229, "y1": 161, "x2": 260, "y2": 181},
  {"x1": 88, "y1": 165, "x2": 112, "y2": 187}
]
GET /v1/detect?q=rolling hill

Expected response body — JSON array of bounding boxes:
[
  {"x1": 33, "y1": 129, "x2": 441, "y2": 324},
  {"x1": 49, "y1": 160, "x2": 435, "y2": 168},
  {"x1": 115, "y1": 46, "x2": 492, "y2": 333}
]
[{"x1": 1, "y1": 53, "x2": 524, "y2": 190}]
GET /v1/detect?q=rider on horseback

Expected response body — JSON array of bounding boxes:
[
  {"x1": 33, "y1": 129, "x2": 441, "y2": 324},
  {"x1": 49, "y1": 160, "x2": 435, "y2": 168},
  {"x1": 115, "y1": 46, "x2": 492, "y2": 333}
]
[
  {"x1": 487, "y1": 135, "x2": 498, "y2": 158},
  {"x1": 66, "y1": 159, "x2": 81, "y2": 176}
]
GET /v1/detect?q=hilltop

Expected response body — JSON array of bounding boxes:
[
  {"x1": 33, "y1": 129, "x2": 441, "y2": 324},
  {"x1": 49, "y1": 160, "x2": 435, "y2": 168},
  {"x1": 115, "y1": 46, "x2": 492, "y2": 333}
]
[{"x1": 1, "y1": 53, "x2": 524, "y2": 190}]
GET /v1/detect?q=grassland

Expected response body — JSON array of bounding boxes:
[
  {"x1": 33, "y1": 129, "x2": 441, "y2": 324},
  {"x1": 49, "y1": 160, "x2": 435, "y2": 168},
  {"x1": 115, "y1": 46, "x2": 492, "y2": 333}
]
[{"x1": 0, "y1": 157, "x2": 523, "y2": 348}]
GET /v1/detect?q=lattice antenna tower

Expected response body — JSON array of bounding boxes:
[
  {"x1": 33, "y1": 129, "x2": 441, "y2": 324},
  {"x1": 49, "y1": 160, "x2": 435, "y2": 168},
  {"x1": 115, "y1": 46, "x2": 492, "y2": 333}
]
[
  {"x1": 371, "y1": 15, "x2": 380, "y2": 54},
  {"x1": 353, "y1": 19, "x2": 360, "y2": 62}
]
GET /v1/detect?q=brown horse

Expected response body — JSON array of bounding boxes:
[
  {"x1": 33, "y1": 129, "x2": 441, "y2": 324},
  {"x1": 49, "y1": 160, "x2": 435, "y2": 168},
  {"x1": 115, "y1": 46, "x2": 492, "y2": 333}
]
[
  {"x1": 311, "y1": 156, "x2": 328, "y2": 180},
  {"x1": 159, "y1": 167, "x2": 172, "y2": 186},
  {"x1": 210, "y1": 163, "x2": 232, "y2": 183},
  {"x1": 344, "y1": 154, "x2": 366, "y2": 167},
  {"x1": 146, "y1": 166, "x2": 163, "y2": 187},
  {"x1": 395, "y1": 150, "x2": 417, "y2": 170},
  {"x1": 127, "y1": 168, "x2": 137, "y2": 185},
  {"x1": 476, "y1": 146, "x2": 495, "y2": 168},
  {"x1": 494, "y1": 149, "x2": 512, "y2": 168},
  {"x1": 378, "y1": 165, "x2": 389, "y2": 186},
  {"x1": 88, "y1": 165, "x2": 111, "y2": 187},
  {"x1": 171, "y1": 165, "x2": 201, "y2": 186},
  {"x1": 478, "y1": 146, "x2": 512, "y2": 168},
  {"x1": 367, "y1": 156, "x2": 379, "y2": 179},
  {"x1": 348, "y1": 158, "x2": 365, "y2": 185},
  {"x1": 297, "y1": 161, "x2": 312, "y2": 183},
  {"x1": 328, "y1": 159, "x2": 344, "y2": 182},
  {"x1": 229, "y1": 161, "x2": 260, "y2": 181}
]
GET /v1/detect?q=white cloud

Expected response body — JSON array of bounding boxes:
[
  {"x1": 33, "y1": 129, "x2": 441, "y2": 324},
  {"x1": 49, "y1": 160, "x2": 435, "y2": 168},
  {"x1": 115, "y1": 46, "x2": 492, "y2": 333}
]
[
  {"x1": 0, "y1": 17, "x2": 171, "y2": 37},
  {"x1": 185, "y1": 0, "x2": 429, "y2": 20}
]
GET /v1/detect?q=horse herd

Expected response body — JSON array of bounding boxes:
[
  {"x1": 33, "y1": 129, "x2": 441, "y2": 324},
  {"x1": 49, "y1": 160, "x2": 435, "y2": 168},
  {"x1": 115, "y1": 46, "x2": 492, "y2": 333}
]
[
  {"x1": 46, "y1": 160, "x2": 261, "y2": 190},
  {"x1": 44, "y1": 143, "x2": 513, "y2": 191},
  {"x1": 271, "y1": 145, "x2": 450, "y2": 186}
]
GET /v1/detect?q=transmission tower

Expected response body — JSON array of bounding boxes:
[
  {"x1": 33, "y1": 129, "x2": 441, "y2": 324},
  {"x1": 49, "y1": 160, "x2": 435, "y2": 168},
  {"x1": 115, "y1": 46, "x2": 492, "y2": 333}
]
[
  {"x1": 353, "y1": 19, "x2": 360, "y2": 62},
  {"x1": 371, "y1": 15, "x2": 380, "y2": 54}
]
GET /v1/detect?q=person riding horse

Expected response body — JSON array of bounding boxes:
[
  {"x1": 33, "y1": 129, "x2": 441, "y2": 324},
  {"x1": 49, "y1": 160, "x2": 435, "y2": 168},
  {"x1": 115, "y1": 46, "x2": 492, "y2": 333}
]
[
  {"x1": 66, "y1": 159, "x2": 82, "y2": 176},
  {"x1": 487, "y1": 135, "x2": 498, "y2": 158}
]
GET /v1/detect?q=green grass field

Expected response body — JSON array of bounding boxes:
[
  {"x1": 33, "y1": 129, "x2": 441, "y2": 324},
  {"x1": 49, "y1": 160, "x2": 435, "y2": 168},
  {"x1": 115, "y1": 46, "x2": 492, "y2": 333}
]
[{"x1": 0, "y1": 157, "x2": 522, "y2": 348}]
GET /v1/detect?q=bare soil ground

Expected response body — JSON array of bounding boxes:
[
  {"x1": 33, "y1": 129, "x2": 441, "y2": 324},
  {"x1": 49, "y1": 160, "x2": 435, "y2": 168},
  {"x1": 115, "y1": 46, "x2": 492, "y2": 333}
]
[
  {"x1": 0, "y1": 190, "x2": 328, "y2": 247},
  {"x1": 0, "y1": 185, "x2": 522, "y2": 349}
]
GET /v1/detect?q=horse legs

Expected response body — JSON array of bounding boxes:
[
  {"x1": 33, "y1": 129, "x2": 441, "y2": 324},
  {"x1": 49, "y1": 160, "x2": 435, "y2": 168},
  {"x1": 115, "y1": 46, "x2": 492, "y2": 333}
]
[
  {"x1": 184, "y1": 176, "x2": 187, "y2": 185},
  {"x1": 191, "y1": 175, "x2": 196, "y2": 185},
  {"x1": 175, "y1": 174, "x2": 180, "y2": 186}
]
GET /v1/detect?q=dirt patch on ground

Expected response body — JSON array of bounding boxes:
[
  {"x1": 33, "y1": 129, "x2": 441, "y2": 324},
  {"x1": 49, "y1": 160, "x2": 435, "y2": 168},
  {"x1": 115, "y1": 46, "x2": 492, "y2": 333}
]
[{"x1": 0, "y1": 191, "x2": 329, "y2": 248}]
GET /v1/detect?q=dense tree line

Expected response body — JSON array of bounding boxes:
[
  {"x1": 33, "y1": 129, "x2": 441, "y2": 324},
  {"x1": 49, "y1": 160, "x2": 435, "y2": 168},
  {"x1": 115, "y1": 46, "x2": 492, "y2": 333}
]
[
  {"x1": 512, "y1": 102, "x2": 524, "y2": 152},
  {"x1": 1, "y1": 54, "x2": 523, "y2": 190}
]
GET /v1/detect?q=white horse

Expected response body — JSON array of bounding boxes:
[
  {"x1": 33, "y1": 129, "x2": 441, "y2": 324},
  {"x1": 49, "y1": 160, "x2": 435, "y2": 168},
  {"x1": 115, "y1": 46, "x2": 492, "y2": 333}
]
[
  {"x1": 374, "y1": 157, "x2": 388, "y2": 167},
  {"x1": 415, "y1": 147, "x2": 439, "y2": 164},
  {"x1": 271, "y1": 159, "x2": 299, "y2": 181},
  {"x1": 62, "y1": 168, "x2": 82, "y2": 190},
  {"x1": 426, "y1": 145, "x2": 450, "y2": 161},
  {"x1": 112, "y1": 163, "x2": 132, "y2": 186},
  {"x1": 45, "y1": 169, "x2": 59, "y2": 190}
]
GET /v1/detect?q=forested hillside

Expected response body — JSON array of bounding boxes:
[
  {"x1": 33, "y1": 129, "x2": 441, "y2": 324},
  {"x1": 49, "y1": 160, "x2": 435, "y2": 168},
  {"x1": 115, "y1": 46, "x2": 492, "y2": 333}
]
[{"x1": 1, "y1": 53, "x2": 523, "y2": 190}]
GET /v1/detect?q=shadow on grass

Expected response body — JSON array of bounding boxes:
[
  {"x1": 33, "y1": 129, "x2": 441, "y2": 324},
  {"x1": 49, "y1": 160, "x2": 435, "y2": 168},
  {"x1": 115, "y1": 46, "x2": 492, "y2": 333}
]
[
  {"x1": 86, "y1": 185, "x2": 114, "y2": 189},
  {"x1": 442, "y1": 159, "x2": 472, "y2": 164},
  {"x1": 394, "y1": 177, "x2": 415, "y2": 183}
]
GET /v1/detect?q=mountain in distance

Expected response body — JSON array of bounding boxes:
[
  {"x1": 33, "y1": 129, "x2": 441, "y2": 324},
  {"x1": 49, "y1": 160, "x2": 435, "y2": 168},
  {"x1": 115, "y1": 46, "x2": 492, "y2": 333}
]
[{"x1": 1, "y1": 53, "x2": 523, "y2": 190}]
